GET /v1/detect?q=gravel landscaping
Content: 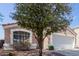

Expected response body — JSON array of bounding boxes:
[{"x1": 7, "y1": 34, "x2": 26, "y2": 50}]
[{"x1": 0, "y1": 49, "x2": 65, "y2": 56}]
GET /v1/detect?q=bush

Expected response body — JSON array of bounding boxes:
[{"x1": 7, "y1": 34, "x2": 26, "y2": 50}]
[
  {"x1": 0, "y1": 40, "x2": 4, "y2": 48},
  {"x1": 8, "y1": 52, "x2": 15, "y2": 56},
  {"x1": 21, "y1": 40, "x2": 31, "y2": 48},
  {"x1": 48, "y1": 45, "x2": 54, "y2": 50},
  {"x1": 14, "y1": 40, "x2": 31, "y2": 51}
]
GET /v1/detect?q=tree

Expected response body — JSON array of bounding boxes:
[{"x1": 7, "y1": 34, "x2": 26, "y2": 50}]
[
  {"x1": 12, "y1": 3, "x2": 72, "y2": 56},
  {"x1": 0, "y1": 13, "x2": 3, "y2": 25}
]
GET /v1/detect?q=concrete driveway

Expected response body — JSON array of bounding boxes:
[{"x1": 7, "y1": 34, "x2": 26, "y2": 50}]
[{"x1": 53, "y1": 49, "x2": 79, "y2": 56}]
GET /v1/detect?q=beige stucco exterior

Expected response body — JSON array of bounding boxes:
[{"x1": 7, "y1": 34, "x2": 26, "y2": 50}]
[
  {"x1": 3, "y1": 23, "x2": 38, "y2": 50},
  {"x1": 74, "y1": 28, "x2": 79, "y2": 48},
  {"x1": 2, "y1": 23, "x2": 76, "y2": 50}
]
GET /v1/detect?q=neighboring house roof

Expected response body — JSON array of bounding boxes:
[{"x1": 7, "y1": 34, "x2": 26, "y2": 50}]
[
  {"x1": 2, "y1": 23, "x2": 77, "y2": 36},
  {"x1": 72, "y1": 27, "x2": 79, "y2": 35},
  {"x1": 67, "y1": 27, "x2": 77, "y2": 36},
  {"x1": 73, "y1": 27, "x2": 79, "y2": 30}
]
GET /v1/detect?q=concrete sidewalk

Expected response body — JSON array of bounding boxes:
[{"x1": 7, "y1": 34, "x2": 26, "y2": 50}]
[{"x1": 50, "y1": 49, "x2": 79, "y2": 56}]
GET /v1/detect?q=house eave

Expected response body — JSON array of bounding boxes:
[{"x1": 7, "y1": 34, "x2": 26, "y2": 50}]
[
  {"x1": 2, "y1": 23, "x2": 77, "y2": 36},
  {"x1": 2, "y1": 23, "x2": 17, "y2": 29}
]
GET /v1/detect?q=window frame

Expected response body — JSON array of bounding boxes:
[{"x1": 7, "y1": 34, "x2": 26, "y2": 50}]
[{"x1": 10, "y1": 29, "x2": 32, "y2": 45}]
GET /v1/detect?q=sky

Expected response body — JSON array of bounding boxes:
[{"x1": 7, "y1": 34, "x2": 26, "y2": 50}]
[
  {"x1": 70, "y1": 3, "x2": 79, "y2": 28},
  {"x1": 0, "y1": 3, "x2": 79, "y2": 39}
]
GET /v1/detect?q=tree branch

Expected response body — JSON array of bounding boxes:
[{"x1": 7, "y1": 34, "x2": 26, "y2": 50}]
[{"x1": 33, "y1": 32, "x2": 38, "y2": 40}]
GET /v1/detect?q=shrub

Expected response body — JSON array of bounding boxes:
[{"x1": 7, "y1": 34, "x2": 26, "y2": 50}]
[
  {"x1": 20, "y1": 40, "x2": 31, "y2": 51},
  {"x1": 14, "y1": 40, "x2": 31, "y2": 51},
  {"x1": 22, "y1": 40, "x2": 31, "y2": 47},
  {"x1": 0, "y1": 40, "x2": 4, "y2": 48},
  {"x1": 48, "y1": 45, "x2": 54, "y2": 50},
  {"x1": 8, "y1": 52, "x2": 15, "y2": 56}
]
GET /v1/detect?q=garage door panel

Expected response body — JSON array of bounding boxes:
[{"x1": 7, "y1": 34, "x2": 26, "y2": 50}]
[{"x1": 53, "y1": 34, "x2": 74, "y2": 50}]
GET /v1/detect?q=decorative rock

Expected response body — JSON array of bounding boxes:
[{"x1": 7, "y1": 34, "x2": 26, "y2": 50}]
[{"x1": 3, "y1": 43, "x2": 13, "y2": 50}]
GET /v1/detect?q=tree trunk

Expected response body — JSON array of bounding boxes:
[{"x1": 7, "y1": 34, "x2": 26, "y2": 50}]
[
  {"x1": 39, "y1": 47, "x2": 42, "y2": 56},
  {"x1": 38, "y1": 40, "x2": 43, "y2": 56}
]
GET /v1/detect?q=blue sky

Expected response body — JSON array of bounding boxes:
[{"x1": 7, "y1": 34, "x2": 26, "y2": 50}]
[
  {"x1": 0, "y1": 3, "x2": 79, "y2": 39},
  {"x1": 70, "y1": 3, "x2": 79, "y2": 28}
]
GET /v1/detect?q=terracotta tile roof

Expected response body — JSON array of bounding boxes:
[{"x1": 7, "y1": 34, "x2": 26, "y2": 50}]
[{"x1": 2, "y1": 23, "x2": 17, "y2": 26}]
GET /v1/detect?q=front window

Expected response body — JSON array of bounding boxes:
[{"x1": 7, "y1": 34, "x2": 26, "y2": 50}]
[{"x1": 13, "y1": 31, "x2": 30, "y2": 44}]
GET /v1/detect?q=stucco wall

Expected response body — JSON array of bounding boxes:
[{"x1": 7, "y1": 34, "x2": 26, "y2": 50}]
[
  {"x1": 3, "y1": 25, "x2": 37, "y2": 46},
  {"x1": 74, "y1": 28, "x2": 79, "y2": 48},
  {"x1": 54, "y1": 30, "x2": 75, "y2": 37},
  {"x1": 3, "y1": 23, "x2": 76, "y2": 50},
  {"x1": 4, "y1": 26, "x2": 18, "y2": 44},
  {"x1": 4, "y1": 28, "x2": 11, "y2": 43}
]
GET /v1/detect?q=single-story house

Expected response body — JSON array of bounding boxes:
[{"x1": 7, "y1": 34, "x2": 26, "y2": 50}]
[{"x1": 2, "y1": 23, "x2": 77, "y2": 50}]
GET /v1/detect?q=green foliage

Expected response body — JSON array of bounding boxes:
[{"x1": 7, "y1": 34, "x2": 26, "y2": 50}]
[
  {"x1": 21, "y1": 40, "x2": 31, "y2": 47},
  {"x1": 12, "y1": 3, "x2": 72, "y2": 37},
  {"x1": 48, "y1": 45, "x2": 54, "y2": 50},
  {"x1": 0, "y1": 13, "x2": 3, "y2": 21},
  {"x1": 14, "y1": 40, "x2": 31, "y2": 51},
  {"x1": 8, "y1": 52, "x2": 15, "y2": 56},
  {"x1": 11, "y1": 3, "x2": 72, "y2": 55}
]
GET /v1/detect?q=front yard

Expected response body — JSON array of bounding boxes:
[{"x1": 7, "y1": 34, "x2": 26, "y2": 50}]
[{"x1": 0, "y1": 49, "x2": 65, "y2": 56}]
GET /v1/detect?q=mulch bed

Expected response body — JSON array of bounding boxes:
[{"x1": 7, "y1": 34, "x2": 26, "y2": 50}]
[{"x1": 0, "y1": 49, "x2": 65, "y2": 56}]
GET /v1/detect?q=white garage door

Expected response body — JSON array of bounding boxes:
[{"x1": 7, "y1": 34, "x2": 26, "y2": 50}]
[{"x1": 53, "y1": 34, "x2": 74, "y2": 50}]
